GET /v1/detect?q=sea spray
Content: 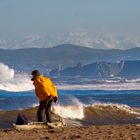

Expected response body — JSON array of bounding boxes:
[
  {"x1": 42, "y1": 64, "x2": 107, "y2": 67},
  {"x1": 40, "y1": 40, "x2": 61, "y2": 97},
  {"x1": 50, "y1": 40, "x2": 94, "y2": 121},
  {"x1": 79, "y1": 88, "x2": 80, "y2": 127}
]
[
  {"x1": 53, "y1": 105, "x2": 84, "y2": 119},
  {"x1": 52, "y1": 101, "x2": 140, "y2": 125},
  {"x1": 0, "y1": 63, "x2": 140, "y2": 92},
  {"x1": 53, "y1": 98, "x2": 84, "y2": 119},
  {"x1": 0, "y1": 74, "x2": 33, "y2": 92},
  {"x1": 0, "y1": 63, "x2": 14, "y2": 81},
  {"x1": 0, "y1": 63, "x2": 33, "y2": 92}
]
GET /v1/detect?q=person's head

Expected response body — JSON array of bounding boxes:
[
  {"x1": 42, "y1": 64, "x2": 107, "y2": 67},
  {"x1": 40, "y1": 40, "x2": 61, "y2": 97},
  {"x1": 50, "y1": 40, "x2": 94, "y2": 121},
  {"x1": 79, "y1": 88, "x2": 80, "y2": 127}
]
[{"x1": 31, "y1": 70, "x2": 41, "y2": 81}]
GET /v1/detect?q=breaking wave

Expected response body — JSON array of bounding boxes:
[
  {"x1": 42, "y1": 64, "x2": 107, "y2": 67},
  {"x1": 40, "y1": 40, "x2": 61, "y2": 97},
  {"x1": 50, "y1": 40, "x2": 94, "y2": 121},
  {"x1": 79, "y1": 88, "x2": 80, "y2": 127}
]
[
  {"x1": 53, "y1": 98, "x2": 84, "y2": 119},
  {"x1": 0, "y1": 63, "x2": 140, "y2": 92},
  {"x1": 58, "y1": 82, "x2": 140, "y2": 90},
  {"x1": 0, "y1": 63, "x2": 33, "y2": 92},
  {"x1": 53, "y1": 102, "x2": 140, "y2": 124}
]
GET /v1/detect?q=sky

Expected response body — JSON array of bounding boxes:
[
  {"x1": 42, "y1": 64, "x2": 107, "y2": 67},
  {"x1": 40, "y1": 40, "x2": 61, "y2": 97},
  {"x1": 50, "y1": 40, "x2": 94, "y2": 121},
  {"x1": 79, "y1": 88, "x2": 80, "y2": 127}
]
[{"x1": 0, "y1": 0, "x2": 140, "y2": 40}]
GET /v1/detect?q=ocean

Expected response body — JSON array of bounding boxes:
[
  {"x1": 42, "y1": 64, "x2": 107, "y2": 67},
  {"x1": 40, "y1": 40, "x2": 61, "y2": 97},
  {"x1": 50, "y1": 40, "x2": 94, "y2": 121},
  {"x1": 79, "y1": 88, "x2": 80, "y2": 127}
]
[
  {"x1": 0, "y1": 63, "x2": 140, "y2": 125},
  {"x1": 1, "y1": 88, "x2": 140, "y2": 125}
]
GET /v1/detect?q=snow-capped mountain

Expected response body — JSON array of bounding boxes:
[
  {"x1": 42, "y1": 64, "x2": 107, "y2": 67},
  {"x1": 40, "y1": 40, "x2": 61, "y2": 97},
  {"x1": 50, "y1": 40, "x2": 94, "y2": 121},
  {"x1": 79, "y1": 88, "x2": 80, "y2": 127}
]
[{"x1": 0, "y1": 33, "x2": 140, "y2": 50}]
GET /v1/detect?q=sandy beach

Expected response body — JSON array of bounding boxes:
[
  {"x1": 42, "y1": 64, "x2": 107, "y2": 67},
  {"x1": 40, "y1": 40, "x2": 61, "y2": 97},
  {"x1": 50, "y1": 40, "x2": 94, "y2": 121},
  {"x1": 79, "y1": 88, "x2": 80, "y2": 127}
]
[
  {"x1": 0, "y1": 108, "x2": 140, "y2": 140},
  {"x1": 0, "y1": 124, "x2": 140, "y2": 140}
]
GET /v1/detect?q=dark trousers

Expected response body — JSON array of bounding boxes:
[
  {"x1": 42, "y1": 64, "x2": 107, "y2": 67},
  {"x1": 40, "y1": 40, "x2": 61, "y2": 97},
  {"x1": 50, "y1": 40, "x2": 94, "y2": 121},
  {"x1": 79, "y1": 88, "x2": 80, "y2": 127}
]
[{"x1": 37, "y1": 99, "x2": 53, "y2": 123}]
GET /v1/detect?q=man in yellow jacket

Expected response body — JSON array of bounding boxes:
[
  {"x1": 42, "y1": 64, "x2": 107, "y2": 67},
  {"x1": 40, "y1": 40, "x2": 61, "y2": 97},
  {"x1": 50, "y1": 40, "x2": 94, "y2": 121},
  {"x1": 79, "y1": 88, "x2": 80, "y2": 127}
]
[{"x1": 31, "y1": 70, "x2": 58, "y2": 123}]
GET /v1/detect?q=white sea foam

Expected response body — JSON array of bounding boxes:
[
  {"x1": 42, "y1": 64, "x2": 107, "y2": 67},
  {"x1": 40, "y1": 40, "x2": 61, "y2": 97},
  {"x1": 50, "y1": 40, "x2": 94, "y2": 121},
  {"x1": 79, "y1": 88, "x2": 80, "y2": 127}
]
[
  {"x1": 0, "y1": 63, "x2": 140, "y2": 92},
  {"x1": 0, "y1": 74, "x2": 34, "y2": 92},
  {"x1": 90, "y1": 103, "x2": 140, "y2": 116},
  {"x1": 53, "y1": 105, "x2": 84, "y2": 119},
  {"x1": 52, "y1": 99, "x2": 140, "y2": 120},
  {"x1": 53, "y1": 98, "x2": 84, "y2": 119},
  {"x1": 31, "y1": 103, "x2": 39, "y2": 108},
  {"x1": 0, "y1": 63, "x2": 33, "y2": 92},
  {"x1": 0, "y1": 63, "x2": 14, "y2": 81},
  {"x1": 103, "y1": 78, "x2": 140, "y2": 83},
  {"x1": 58, "y1": 82, "x2": 140, "y2": 90}
]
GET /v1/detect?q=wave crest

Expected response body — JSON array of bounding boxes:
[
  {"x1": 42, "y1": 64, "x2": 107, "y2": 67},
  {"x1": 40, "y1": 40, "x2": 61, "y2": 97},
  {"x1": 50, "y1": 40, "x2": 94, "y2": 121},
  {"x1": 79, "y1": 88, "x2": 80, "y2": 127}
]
[
  {"x1": 0, "y1": 63, "x2": 33, "y2": 92},
  {"x1": 52, "y1": 102, "x2": 140, "y2": 124},
  {"x1": 85, "y1": 103, "x2": 140, "y2": 121}
]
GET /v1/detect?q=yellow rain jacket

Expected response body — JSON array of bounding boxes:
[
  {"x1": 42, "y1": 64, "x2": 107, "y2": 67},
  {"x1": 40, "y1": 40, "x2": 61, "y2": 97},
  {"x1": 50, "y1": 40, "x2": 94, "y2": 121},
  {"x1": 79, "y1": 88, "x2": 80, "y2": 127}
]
[{"x1": 33, "y1": 75, "x2": 58, "y2": 101}]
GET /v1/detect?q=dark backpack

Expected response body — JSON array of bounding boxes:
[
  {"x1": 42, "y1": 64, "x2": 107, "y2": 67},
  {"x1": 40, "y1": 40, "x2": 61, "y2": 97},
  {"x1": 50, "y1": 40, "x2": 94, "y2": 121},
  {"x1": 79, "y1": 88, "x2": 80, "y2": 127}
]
[{"x1": 16, "y1": 114, "x2": 28, "y2": 125}]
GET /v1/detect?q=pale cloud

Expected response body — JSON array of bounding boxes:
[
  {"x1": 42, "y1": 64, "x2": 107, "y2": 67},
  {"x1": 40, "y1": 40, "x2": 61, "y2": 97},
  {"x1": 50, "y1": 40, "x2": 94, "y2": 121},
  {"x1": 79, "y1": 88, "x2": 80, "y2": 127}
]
[
  {"x1": 0, "y1": 32, "x2": 140, "y2": 50},
  {"x1": 61, "y1": 32, "x2": 94, "y2": 48}
]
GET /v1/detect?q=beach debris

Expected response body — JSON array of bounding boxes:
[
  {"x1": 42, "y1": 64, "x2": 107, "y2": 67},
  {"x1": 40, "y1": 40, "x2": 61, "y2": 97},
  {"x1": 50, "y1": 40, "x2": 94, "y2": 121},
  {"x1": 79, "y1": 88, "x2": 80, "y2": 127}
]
[{"x1": 12, "y1": 118, "x2": 66, "y2": 131}]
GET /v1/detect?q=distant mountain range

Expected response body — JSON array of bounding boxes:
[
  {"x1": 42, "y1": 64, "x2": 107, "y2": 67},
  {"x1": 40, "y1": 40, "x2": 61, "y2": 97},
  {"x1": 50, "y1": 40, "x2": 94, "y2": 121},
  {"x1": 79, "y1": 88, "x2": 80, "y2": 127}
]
[
  {"x1": 0, "y1": 44, "x2": 140, "y2": 73},
  {"x1": 0, "y1": 34, "x2": 139, "y2": 50}
]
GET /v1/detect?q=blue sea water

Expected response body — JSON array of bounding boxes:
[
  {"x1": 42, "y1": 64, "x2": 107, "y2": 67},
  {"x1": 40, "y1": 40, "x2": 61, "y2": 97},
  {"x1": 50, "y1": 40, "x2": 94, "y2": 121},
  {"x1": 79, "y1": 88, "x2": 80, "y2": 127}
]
[
  {"x1": 1, "y1": 63, "x2": 140, "y2": 125},
  {"x1": 0, "y1": 89, "x2": 140, "y2": 111}
]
